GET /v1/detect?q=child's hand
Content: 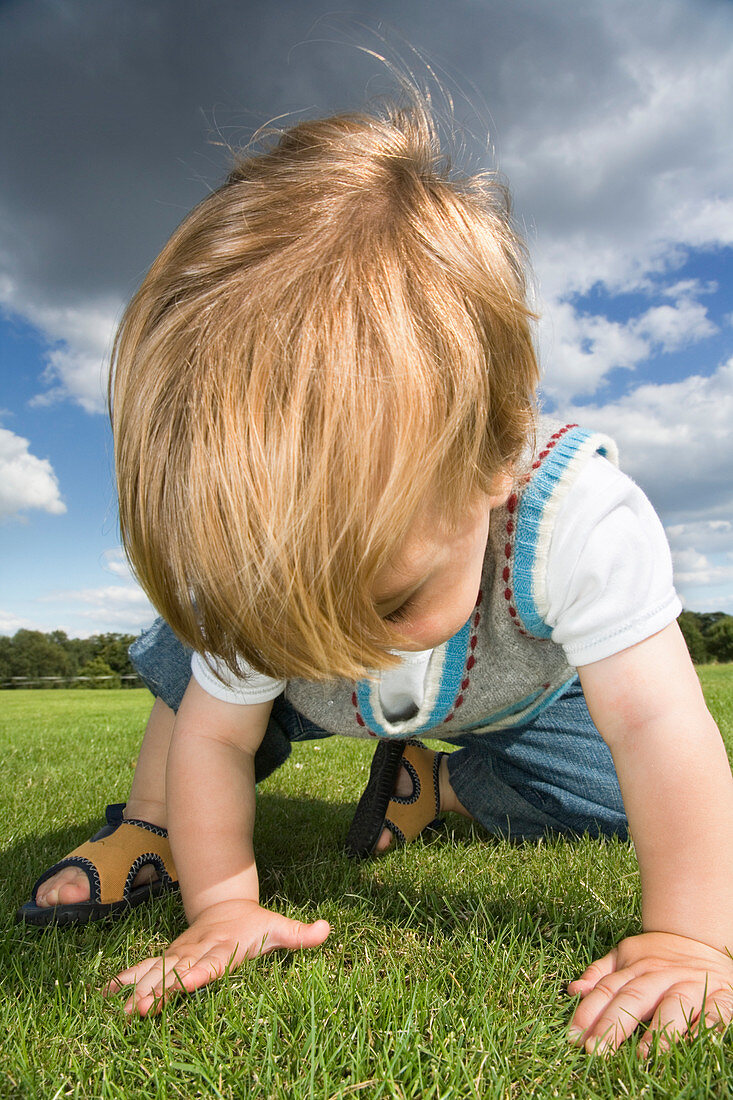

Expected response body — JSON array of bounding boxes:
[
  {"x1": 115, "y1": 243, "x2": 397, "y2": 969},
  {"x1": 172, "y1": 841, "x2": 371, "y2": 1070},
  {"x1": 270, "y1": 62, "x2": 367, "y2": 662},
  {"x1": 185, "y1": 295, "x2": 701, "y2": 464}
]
[
  {"x1": 103, "y1": 899, "x2": 330, "y2": 1016},
  {"x1": 567, "y1": 932, "x2": 733, "y2": 1054}
]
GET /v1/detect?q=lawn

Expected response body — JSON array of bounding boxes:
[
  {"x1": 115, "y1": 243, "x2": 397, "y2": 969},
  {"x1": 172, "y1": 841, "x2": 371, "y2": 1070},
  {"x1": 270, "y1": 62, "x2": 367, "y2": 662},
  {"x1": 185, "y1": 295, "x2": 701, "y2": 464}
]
[{"x1": 1, "y1": 671, "x2": 732, "y2": 1099}]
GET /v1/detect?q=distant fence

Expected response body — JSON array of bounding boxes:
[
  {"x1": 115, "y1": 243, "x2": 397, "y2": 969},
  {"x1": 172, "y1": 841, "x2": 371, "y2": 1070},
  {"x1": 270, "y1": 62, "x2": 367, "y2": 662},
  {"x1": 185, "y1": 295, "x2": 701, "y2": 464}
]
[{"x1": 0, "y1": 674, "x2": 144, "y2": 689}]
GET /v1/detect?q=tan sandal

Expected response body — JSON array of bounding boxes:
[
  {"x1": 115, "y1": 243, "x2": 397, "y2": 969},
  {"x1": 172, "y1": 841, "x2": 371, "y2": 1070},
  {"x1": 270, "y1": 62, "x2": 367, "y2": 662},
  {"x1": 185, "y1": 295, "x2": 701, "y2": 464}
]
[
  {"x1": 16, "y1": 803, "x2": 178, "y2": 927},
  {"x1": 346, "y1": 739, "x2": 445, "y2": 858}
]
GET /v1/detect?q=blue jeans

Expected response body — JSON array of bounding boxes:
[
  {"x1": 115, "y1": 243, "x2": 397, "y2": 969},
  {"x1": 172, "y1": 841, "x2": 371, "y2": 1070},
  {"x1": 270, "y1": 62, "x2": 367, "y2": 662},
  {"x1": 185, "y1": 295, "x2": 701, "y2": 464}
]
[{"x1": 130, "y1": 618, "x2": 627, "y2": 840}]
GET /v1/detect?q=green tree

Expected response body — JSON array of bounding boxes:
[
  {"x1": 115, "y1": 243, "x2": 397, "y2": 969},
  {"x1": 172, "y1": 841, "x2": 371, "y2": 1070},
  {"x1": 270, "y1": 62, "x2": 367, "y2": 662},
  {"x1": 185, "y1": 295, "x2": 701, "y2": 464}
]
[
  {"x1": 93, "y1": 633, "x2": 136, "y2": 675},
  {"x1": 73, "y1": 656, "x2": 121, "y2": 689},
  {"x1": 706, "y1": 616, "x2": 733, "y2": 663},
  {"x1": 7, "y1": 629, "x2": 72, "y2": 682},
  {"x1": 678, "y1": 611, "x2": 708, "y2": 664},
  {"x1": 0, "y1": 636, "x2": 12, "y2": 684}
]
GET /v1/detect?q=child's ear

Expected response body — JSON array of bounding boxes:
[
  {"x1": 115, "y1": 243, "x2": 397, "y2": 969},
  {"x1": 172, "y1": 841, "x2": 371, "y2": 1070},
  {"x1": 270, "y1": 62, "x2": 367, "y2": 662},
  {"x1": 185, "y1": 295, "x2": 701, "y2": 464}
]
[{"x1": 487, "y1": 469, "x2": 515, "y2": 509}]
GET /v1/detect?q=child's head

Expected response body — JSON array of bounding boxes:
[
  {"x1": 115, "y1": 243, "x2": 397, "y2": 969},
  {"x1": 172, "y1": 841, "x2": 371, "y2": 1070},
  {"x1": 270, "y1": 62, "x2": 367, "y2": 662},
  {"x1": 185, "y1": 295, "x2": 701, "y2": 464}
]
[{"x1": 111, "y1": 92, "x2": 539, "y2": 683}]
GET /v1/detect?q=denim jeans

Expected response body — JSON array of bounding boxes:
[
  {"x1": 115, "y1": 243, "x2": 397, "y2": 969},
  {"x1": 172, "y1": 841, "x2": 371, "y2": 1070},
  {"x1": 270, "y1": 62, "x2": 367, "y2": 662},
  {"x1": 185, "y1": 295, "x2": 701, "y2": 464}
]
[{"x1": 130, "y1": 617, "x2": 627, "y2": 840}]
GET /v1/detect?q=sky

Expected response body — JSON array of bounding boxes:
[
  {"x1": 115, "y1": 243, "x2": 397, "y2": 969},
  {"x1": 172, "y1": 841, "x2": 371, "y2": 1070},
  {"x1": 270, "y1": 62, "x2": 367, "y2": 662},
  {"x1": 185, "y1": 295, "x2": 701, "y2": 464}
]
[{"x1": 1, "y1": 0, "x2": 732, "y2": 640}]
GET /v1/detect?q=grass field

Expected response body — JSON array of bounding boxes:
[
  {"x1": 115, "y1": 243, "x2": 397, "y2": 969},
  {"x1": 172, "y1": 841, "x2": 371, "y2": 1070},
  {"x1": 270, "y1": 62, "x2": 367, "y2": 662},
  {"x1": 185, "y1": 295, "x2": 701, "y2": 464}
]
[{"x1": 1, "y1": 669, "x2": 732, "y2": 1099}]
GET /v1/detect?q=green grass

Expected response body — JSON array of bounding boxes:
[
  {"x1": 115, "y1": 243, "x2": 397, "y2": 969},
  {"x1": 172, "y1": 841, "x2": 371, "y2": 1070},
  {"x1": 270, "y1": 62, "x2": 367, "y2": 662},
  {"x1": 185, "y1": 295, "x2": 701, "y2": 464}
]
[{"x1": 1, "y1": 671, "x2": 732, "y2": 1099}]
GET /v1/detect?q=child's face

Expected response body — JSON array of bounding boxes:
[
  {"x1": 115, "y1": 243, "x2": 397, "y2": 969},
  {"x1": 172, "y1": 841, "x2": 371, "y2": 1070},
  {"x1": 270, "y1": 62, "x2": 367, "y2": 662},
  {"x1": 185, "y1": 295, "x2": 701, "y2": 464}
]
[{"x1": 373, "y1": 480, "x2": 508, "y2": 652}]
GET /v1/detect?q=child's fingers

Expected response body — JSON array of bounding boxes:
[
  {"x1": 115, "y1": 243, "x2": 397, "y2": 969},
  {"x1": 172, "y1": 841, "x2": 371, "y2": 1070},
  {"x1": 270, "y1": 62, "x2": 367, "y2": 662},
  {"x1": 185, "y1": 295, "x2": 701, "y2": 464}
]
[
  {"x1": 104, "y1": 952, "x2": 191, "y2": 1013},
  {"x1": 130, "y1": 949, "x2": 242, "y2": 1016},
  {"x1": 103, "y1": 957, "x2": 165, "y2": 995},
  {"x1": 569, "y1": 968, "x2": 684, "y2": 1052},
  {"x1": 635, "y1": 982, "x2": 704, "y2": 1056},
  {"x1": 129, "y1": 965, "x2": 202, "y2": 1016},
  {"x1": 684, "y1": 986, "x2": 733, "y2": 1041},
  {"x1": 262, "y1": 916, "x2": 331, "y2": 955},
  {"x1": 567, "y1": 947, "x2": 618, "y2": 996}
]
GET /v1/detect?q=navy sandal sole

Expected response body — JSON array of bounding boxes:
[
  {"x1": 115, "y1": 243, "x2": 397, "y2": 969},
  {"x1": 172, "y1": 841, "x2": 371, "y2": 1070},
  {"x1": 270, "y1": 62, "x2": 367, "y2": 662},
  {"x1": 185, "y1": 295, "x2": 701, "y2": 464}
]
[
  {"x1": 346, "y1": 740, "x2": 410, "y2": 859},
  {"x1": 16, "y1": 877, "x2": 179, "y2": 928}
]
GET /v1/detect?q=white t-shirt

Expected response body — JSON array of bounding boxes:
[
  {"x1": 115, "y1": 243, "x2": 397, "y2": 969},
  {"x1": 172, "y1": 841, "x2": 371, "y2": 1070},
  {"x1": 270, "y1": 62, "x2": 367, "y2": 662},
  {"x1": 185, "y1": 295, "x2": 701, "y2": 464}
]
[{"x1": 191, "y1": 456, "x2": 681, "y2": 717}]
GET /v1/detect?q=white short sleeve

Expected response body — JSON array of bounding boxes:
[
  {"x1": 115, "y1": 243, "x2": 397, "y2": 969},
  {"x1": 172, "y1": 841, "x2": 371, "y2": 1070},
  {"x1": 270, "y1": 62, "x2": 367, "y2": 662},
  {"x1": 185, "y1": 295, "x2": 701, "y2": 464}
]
[
  {"x1": 545, "y1": 455, "x2": 682, "y2": 666},
  {"x1": 190, "y1": 650, "x2": 286, "y2": 704}
]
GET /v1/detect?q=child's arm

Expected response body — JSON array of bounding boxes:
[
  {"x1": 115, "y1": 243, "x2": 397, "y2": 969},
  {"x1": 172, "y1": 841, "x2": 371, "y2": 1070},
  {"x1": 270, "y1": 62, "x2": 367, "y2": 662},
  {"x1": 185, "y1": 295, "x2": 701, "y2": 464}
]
[
  {"x1": 568, "y1": 621, "x2": 733, "y2": 1053},
  {"x1": 105, "y1": 677, "x2": 330, "y2": 1015}
]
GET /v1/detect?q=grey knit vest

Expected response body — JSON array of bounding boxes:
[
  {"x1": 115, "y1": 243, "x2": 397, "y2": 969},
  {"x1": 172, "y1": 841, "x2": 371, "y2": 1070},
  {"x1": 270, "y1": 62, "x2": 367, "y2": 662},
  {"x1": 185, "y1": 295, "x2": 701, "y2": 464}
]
[{"x1": 285, "y1": 418, "x2": 618, "y2": 741}]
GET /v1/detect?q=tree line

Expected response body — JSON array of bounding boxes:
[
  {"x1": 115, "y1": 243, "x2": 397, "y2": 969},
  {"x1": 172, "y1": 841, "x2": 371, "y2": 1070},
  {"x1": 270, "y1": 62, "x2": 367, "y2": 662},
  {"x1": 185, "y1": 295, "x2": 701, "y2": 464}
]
[
  {"x1": 676, "y1": 611, "x2": 733, "y2": 664},
  {"x1": 0, "y1": 629, "x2": 141, "y2": 689},
  {"x1": 0, "y1": 612, "x2": 732, "y2": 690}
]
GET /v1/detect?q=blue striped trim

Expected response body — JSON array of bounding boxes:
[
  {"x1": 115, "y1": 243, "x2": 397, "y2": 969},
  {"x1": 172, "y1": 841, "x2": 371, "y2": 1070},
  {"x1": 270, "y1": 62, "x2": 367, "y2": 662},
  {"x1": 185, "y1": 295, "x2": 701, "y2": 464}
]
[
  {"x1": 356, "y1": 616, "x2": 472, "y2": 737},
  {"x1": 453, "y1": 675, "x2": 577, "y2": 735},
  {"x1": 459, "y1": 687, "x2": 544, "y2": 731},
  {"x1": 513, "y1": 428, "x2": 612, "y2": 637}
]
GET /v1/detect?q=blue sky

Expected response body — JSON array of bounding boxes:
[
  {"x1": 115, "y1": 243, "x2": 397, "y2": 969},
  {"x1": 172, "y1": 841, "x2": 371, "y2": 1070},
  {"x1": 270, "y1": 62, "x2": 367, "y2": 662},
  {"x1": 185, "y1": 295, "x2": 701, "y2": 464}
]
[{"x1": 1, "y1": 0, "x2": 732, "y2": 639}]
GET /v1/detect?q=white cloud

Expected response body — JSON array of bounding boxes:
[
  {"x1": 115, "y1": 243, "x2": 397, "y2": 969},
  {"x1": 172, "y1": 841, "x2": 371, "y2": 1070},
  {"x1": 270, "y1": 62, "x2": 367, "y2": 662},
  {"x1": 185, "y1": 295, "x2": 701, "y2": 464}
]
[
  {"x1": 32, "y1": 548, "x2": 156, "y2": 633},
  {"x1": 661, "y1": 280, "x2": 717, "y2": 300},
  {"x1": 558, "y1": 356, "x2": 733, "y2": 610},
  {"x1": 540, "y1": 292, "x2": 718, "y2": 401},
  {"x1": 633, "y1": 299, "x2": 717, "y2": 354},
  {"x1": 0, "y1": 426, "x2": 66, "y2": 519},
  {"x1": 1, "y1": 291, "x2": 120, "y2": 414},
  {"x1": 559, "y1": 356, "x2": 733, "y2": 519},
  {"x1": 665, "y1": 521, "x2": 733, "y2": 609},
  {"x1": 671, "y1": 549, "x2": 733, "y2": 589},
  {"x1": 40, "y1": 584, "x2": 151, "y2": 608},
  {"x1": 509, "y1": 4, "x2": 733, "y2": 305},
  {"x1": 0, "y1": 610, "x2": 35, "y2": 634},
  {"x1": 34, "y1": 580, "x2": 157, "y2": 636},
  {"x1": 100, "y1": 547, "x2": 135, "y2": 580},
  {"x1": 666, "y1": 519, "x2": 733, "y2": 553}
]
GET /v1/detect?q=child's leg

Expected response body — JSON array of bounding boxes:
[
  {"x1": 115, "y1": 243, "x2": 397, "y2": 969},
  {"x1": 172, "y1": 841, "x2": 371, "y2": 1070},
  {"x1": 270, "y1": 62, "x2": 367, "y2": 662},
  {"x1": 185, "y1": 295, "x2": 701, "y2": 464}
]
[
  {"x1": 27, "y1": 618, "x2": 321, "y2": 915},
  {"x1": 369, "y1": 678, "x2": 626, "y2": 853},
  {"x1": 443, "y1": 679, "x2": 628, "y2": 840},
  {"x1": 34, "y1": 697, "x2": 174, "y2": 908},
  {"x1": 374, "y1": 753, "x2": 471, "y2": 852}
]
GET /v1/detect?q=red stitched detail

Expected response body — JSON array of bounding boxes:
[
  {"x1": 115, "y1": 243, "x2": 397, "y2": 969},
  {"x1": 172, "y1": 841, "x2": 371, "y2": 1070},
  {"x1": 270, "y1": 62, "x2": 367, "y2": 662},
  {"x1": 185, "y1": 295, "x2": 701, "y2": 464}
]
[
  {"x1": 543, "y1": 682, "x2": 550, "y2": 690},
  {"x1": 351, "y1": 690, "x2": 375, "y2": 736},
  {"x1": 446, "y1": 591, "x2": 482, "y2": 722},
  {"x1": 502, "y1": 425, "x2": 579, "y2": 637}
]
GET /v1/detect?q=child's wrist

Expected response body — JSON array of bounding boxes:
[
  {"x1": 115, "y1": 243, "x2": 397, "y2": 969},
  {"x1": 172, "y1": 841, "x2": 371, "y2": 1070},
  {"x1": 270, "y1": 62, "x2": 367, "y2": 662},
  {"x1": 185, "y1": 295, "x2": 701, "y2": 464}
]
[
  {"x1": 181, "y1": 858, "x2": 260, "y2": 922},
  {"x1": 185, "y1": 884, "x2": 260, "y2": 923},
  {"x1": 642, "y1": 919, "x2": 733, "y2": 957}
]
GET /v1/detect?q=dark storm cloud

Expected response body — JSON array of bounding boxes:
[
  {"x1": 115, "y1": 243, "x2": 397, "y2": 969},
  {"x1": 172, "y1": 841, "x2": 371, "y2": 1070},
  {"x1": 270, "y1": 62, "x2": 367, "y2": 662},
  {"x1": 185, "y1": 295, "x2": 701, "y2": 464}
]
[{"x1": 0, "y1": 0, "x2": 633, "y2": 304}]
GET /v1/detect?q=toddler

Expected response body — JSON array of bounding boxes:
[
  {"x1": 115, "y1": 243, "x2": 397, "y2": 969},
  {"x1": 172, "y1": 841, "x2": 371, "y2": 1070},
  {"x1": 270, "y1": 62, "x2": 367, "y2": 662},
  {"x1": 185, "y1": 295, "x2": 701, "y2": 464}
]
[{"x1": 21, "y1": 94, "x2": 733, "y2": 1054}]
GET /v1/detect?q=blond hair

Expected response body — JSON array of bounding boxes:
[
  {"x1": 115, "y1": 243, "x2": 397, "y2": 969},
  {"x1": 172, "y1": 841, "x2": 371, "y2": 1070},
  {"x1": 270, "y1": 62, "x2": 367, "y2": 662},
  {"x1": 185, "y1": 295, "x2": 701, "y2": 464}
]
[{"x1": 110, "y1": 93, "x2": 539, "y2": 683}]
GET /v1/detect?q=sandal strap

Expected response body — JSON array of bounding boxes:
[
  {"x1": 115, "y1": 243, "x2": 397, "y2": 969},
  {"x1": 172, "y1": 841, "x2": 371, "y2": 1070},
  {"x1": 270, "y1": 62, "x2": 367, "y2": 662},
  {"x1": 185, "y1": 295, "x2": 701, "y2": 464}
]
[
  {"x1": 383, "y1": 742, "x2": 444, "y2": 843},
  {"x1": 31, "y1": 807, "x2": 177, "y2": 906}
]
